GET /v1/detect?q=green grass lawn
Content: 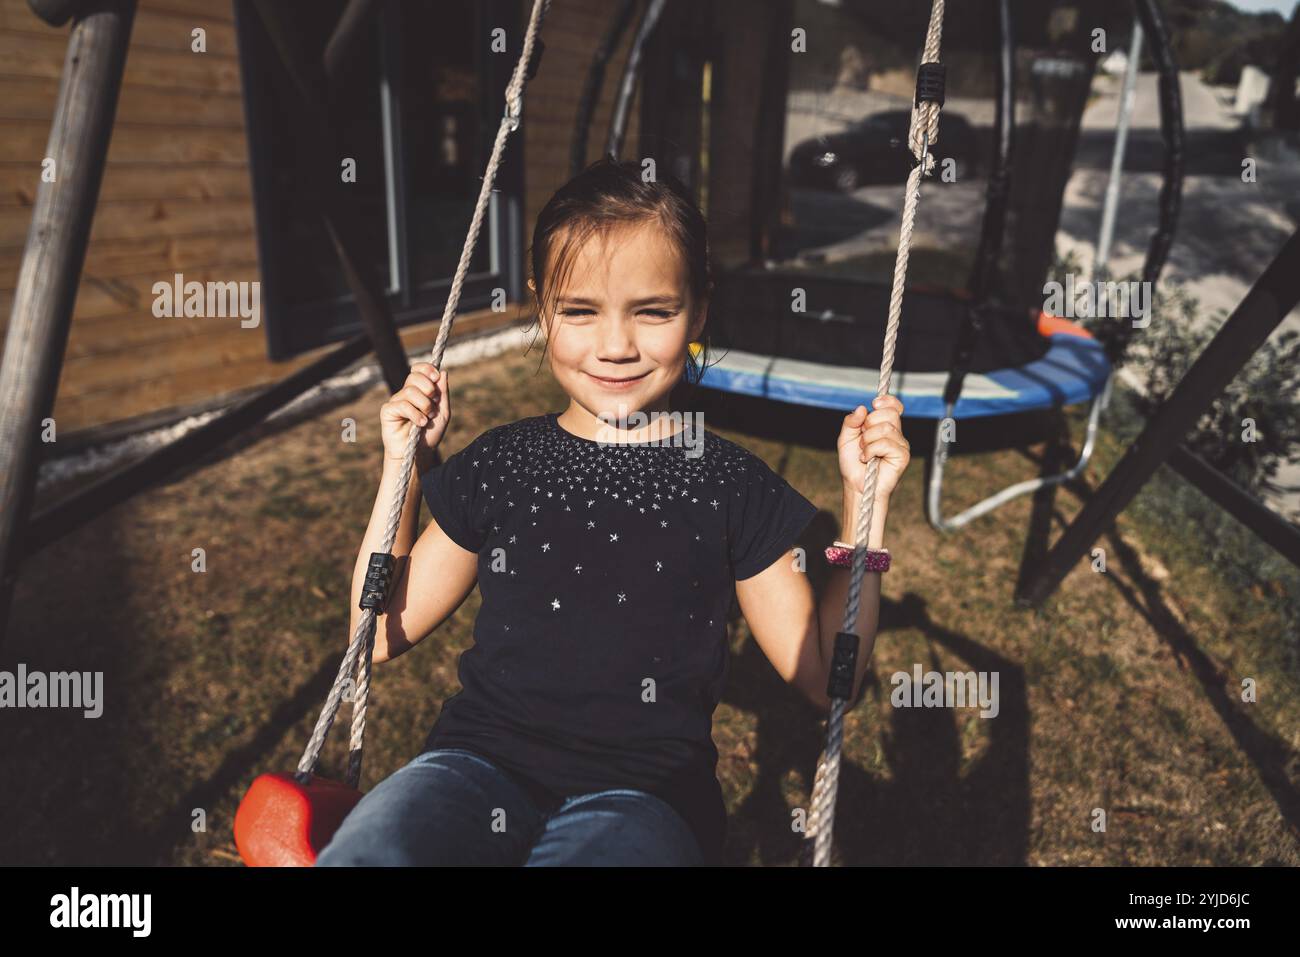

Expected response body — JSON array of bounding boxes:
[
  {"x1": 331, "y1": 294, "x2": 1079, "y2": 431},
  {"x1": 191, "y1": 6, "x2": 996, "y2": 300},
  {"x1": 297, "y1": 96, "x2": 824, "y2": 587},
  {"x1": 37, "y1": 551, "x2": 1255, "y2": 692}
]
[{"x1": 4, "y1": 343, "x2": 1297, "y2": 866}]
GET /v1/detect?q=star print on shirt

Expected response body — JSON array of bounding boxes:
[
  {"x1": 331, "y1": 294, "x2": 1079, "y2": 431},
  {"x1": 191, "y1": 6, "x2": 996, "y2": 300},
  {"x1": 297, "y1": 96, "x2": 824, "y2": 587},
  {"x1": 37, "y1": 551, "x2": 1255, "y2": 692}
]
[{"x1": 420, "y1": 414, "x2": 818, "y2": 676}]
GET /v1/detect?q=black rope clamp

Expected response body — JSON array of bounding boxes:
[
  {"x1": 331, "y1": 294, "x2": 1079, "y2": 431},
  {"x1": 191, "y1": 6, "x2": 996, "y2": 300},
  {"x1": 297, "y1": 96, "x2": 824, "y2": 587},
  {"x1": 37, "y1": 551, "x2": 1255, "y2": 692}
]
[
  {"x1": 826, "y1": 631, "x2": 859, "y2": 701},
  {"x1": 359, "y1": 552, "x2": 396, "y2": 612},
  {"x1": 915, "y1": 61, "x2": 946, "y2": 107}
]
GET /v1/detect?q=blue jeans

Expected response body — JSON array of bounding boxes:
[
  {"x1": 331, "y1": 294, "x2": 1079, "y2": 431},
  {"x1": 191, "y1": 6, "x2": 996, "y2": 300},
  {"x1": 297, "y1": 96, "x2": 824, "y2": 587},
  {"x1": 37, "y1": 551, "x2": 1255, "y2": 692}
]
[{"x1": 315, "y1": 748, "x2": 705, "y2": 866}]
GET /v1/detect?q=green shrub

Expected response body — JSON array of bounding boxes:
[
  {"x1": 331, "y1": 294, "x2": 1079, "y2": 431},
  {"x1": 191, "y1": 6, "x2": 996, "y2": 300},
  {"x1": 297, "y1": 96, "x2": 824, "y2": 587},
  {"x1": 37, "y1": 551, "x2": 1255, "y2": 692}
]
[{"x1": 1121, "y1": 285, "x2": 1300, "y2": 497}]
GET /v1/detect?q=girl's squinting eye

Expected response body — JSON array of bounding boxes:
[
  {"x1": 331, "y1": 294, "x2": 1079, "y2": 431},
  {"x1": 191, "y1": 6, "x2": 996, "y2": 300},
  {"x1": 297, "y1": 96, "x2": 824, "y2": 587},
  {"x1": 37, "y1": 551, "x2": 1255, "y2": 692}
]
[{"x1": 559, "y1": 308, "x2": 677, "y2": 319}]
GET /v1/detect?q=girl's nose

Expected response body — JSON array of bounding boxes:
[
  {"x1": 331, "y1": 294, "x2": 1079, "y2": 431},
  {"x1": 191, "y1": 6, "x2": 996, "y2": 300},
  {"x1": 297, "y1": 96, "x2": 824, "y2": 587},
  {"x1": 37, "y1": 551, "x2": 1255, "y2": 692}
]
[{"x1": 595, "y1": 317, "x2": 639, "y2": 359}]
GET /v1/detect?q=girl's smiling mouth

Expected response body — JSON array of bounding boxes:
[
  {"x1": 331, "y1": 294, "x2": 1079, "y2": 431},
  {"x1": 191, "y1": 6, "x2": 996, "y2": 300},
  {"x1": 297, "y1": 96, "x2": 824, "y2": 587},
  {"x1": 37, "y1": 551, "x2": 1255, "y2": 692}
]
[{"x1": 585, "y1": 370, "x2": 650, "y2": 389}]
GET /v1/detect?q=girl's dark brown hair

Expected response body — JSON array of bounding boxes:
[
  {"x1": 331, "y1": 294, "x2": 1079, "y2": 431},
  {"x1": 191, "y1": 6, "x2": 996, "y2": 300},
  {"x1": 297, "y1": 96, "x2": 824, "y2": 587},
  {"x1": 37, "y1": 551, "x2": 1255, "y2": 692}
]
[{"x1": 526, "y1": 154, "x2": 714, "y2": 387}]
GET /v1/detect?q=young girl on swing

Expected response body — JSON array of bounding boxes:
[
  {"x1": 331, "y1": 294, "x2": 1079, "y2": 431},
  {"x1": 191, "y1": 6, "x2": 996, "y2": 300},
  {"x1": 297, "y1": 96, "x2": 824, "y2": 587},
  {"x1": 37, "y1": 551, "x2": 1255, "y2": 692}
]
[{"x1": 315, "y1": 157, "x2": 909, "y2": 867}]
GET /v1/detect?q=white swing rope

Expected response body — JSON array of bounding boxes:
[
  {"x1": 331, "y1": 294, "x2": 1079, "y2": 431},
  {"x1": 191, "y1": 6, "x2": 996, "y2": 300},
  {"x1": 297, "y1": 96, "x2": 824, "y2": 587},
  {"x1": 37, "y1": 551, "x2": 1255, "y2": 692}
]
[
  {"x1": 805, "y1": 0, "x2": 946, "y2": 867},
  {"x1": 293, "y1": 0, "x2": 553, "y2": 790}
]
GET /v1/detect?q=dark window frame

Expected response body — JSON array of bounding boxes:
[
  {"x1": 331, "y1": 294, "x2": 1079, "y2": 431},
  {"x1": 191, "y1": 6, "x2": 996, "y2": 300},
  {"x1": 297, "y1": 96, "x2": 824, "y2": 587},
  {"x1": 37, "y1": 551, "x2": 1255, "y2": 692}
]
[{"x1": 233, "y1": 0, "x2": 526, "y2": 362}]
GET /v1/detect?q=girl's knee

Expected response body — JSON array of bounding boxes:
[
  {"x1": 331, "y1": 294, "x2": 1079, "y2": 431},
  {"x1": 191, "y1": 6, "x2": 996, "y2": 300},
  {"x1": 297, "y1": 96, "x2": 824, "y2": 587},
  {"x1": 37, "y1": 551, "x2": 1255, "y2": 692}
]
[
  {"x1": 526, "y1": 791, "x2": 705, "y2": 866},
  {"x1": 315, "y1": 817, "x2": 415, "y2": 866}
]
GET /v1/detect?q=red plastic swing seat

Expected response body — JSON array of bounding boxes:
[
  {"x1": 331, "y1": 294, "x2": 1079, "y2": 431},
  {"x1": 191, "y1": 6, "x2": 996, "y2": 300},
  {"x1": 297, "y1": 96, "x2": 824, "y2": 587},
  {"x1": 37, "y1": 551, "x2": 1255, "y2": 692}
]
[{"x1": 234, "y1": 772, "x2": 363, "y2": 867}]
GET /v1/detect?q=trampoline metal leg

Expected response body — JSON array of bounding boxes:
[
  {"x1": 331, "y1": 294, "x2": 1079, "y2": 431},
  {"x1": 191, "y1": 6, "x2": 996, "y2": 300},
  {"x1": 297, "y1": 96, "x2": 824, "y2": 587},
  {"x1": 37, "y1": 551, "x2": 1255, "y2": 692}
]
[{"x1": 925, "y1": 375, "x2": 1113, "y2": 533}]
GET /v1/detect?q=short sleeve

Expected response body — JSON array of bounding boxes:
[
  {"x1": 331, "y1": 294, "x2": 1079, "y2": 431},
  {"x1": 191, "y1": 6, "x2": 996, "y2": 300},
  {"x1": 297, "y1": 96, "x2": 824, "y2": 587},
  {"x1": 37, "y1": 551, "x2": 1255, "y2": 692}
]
[
  {"x1": 727, "y1": 454, "x2": 820, "y2": 580},
  {"x1": 420, "y1": 429, "x2": 498, "y2": 553}
]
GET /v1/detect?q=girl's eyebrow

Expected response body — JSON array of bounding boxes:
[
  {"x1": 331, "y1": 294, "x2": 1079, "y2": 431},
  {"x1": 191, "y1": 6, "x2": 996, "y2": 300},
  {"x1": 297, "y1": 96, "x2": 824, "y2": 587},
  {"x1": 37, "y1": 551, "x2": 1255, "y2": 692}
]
[{"x1": 559, "y1": 295, "x2": 682, "y2": 307}]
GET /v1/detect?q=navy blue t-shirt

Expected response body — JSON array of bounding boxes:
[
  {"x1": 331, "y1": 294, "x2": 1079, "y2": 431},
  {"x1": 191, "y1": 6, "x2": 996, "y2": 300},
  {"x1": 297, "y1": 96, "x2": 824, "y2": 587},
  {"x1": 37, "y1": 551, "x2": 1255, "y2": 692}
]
[{"x1": 418, "y1": 411, "x2": 819, "y2": 863}]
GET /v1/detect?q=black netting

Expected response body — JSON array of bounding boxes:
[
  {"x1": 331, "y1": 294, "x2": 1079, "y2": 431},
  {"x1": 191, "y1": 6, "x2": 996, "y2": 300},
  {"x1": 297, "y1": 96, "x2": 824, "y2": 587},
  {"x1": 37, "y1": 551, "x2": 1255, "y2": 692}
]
[{"x1": 707, "y1": 270, "x2": 1048, "y2": 374}]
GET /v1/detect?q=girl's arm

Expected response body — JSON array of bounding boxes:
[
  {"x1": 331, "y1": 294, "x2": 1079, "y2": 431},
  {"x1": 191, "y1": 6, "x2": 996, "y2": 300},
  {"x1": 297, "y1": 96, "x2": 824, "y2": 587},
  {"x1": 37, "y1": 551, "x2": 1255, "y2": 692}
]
[
  {"x1": 806, "y1": 485, "x2": 887, "y2": 710},
  {"x1": 346, "y1": 364, "x2": 480, "y2": 664},
  {"x1": 733, "y1": 493, "x2": 886, "y2": 714},
  {"x1": 735, "y1": 396, "x2": 908, "y2": 714}
]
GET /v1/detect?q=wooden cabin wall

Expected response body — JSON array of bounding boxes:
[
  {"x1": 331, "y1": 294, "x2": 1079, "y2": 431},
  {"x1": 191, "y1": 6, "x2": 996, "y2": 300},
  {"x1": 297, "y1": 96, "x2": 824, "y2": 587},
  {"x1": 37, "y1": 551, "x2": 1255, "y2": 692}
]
[{"x1": 0, "y1": 0, "x2": 641, "y2": 441}]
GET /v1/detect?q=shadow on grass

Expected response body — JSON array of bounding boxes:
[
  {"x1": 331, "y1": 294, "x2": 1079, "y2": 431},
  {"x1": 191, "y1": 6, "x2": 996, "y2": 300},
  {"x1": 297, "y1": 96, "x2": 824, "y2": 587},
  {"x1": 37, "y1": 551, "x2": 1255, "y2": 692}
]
[
  {"x1": 0, "y1": 516, "x2": 140, "y2": 865},
  {"x1": 1005, "y1": 433, "x2": 1300, "y2": 846},
  {"x1": 132, "y1": 657, "x2": 343, "y2": 865},
  {"x1": 721, "y1": 580, "x2": 1030, "y2": 866},
  {"x1": 1091, "y1": 516, "x2": 1300, "y2": 844}
]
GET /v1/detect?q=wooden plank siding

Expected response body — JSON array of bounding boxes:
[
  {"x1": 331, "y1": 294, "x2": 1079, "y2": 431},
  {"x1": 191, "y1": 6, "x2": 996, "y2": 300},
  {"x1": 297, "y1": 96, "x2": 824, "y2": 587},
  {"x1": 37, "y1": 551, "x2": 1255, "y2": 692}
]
[{"x1": 0, "y1": 0, "x2": 641, "y2": 439}]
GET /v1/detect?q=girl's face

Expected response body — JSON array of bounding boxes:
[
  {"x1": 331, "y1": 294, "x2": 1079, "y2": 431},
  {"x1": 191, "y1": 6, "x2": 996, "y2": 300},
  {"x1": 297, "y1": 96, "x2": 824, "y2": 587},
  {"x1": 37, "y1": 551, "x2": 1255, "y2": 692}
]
[{"x1": 536, "y1": 223, "x2": 707, "y2": 436}]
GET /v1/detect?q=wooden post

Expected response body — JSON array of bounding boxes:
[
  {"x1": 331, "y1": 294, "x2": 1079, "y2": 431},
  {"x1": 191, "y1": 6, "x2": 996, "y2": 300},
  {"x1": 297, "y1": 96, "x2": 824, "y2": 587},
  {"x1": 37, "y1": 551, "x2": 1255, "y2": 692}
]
[
  {"x1": 1166, "y1": 446, "x2": 1300, "y2": 567},
  {"x1": 0, "y1": 0, "x2": 136, "y2": 642},
  {"x1": 1017, "y1": 226, "x2": 1300, "y2": 607}
]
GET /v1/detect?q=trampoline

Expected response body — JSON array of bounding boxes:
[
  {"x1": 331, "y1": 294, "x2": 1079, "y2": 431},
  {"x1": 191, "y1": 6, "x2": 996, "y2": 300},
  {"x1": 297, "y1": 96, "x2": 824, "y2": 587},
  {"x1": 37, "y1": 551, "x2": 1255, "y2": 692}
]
[{"x1": 690, "y1": 275, "x2": 1111, "y2": 420}]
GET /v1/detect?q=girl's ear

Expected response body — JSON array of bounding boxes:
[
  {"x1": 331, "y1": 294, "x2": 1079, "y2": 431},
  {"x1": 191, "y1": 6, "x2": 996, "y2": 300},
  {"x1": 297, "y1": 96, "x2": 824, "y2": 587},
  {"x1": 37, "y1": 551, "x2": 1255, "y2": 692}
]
[
  {"x1": 527, "y1": 277, "x2": 544, "y2": 327},
  {"x1": 530, "y1": 281, "x2": 553, "y2": 339}
]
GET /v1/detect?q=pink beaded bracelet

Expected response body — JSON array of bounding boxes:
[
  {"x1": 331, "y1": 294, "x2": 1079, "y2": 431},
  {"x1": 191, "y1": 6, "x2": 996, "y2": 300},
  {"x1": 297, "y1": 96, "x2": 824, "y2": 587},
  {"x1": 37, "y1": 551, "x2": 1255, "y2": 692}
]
[{"x1": 825, "y1": 541, "x2": 891, "y2": 572}]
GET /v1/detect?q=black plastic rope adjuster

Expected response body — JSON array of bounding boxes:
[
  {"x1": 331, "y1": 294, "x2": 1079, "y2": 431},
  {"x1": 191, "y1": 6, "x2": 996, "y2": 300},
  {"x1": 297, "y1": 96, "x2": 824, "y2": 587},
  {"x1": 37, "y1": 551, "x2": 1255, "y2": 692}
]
[
  {"x1": 915, "y1": 61, "x2": 946, "y2": 107},
  {"x1": 359, "y1": 552, "x2": 396, "y2": 612},
  {"x1": 826, "y1": 631, "x2": 859, "y2": 701}
]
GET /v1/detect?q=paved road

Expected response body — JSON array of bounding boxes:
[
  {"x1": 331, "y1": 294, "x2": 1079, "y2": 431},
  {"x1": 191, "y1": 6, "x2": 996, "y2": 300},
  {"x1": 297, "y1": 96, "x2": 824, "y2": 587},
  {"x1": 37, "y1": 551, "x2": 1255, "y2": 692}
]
[
  {"x1": 1081, "y1": 69, "x2": 1239, "y2": 131},
  {"x1": 1060, "y1": 71, "x2": 1300, "y2": 326}
]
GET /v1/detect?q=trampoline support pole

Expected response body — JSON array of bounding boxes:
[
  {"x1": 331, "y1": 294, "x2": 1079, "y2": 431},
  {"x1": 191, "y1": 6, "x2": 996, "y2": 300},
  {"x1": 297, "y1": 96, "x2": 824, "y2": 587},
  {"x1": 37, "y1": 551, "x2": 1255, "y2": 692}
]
[
  {"x1": 605, "y1": 0, "x2": 667, "y2": 161},
  {"x1": 925, "y1": 375, "x2": 1112, "y2": 533}
]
